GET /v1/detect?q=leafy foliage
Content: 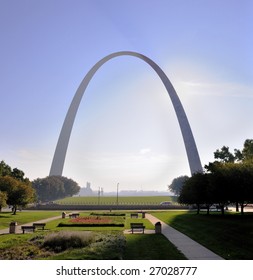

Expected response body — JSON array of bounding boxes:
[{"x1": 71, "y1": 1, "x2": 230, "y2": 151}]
[
  {"x1": 0, "y1": 176, "x2": 35, "y2": 214},
  {"x1": 213, "y1": 139, "x2": 253, "y2": 164},
  {"x1": 0, "y1": 160, "x2": 29, "y2": 182},
  {"x1": 179, "y1": 140, "x2": 253, "y2": 215},
  {"x1": 168, "y1": 175, "x2": 189, "y2": 195},
  {"x1": 0, "y1": 191, "x2": 7, "y2": 210},
  {"x1": 32, "y1": 176, "x2": 80, "y2": 202}
]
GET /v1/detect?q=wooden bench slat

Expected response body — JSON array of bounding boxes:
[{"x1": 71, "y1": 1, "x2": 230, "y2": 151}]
[
  {"x1": 21, "y1": 226, "x2": 35, "y2": 234},
  {"x1": 33, "y1": 223, "x2": 46, "y2": 230},
  {"x1": 130, "y1": 213, "x2": 138, "y2": 218},
  {"x1": 69, "y1": 213, "x2": 80, "y2": 218},
  {"x1": 130, "y1": 223, "x2": 145, "y2": 234}
]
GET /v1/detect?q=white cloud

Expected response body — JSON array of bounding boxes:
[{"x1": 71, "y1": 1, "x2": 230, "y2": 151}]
[{"x1": 179, "y1": 80, "x2": 253, "y2": 98}]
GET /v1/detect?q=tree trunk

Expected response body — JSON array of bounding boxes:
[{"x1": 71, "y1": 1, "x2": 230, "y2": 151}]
[
  {"x1": 197, "y1": 204, "x2": 200, "y2": 214},
  {"x1": 221, "y1": 204, "x2": 225, "y2": 215},
  {"x1": 236, "y1": 202, "x2": 239, "y2": 212},
  {"x1": 12, "y1": 205, "x2": 17, "y2": 215},
  {"x1": 207, "y1": 205, "x2": 210, "y2": 215},
  {"x1": 240, "y1": 204, "x2": 244, "y2": 215}
]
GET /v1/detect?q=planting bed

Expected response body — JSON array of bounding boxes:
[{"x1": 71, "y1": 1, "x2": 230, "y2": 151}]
[{"x1": 58, "y1": 215, "x2": 125, "y2": 227}]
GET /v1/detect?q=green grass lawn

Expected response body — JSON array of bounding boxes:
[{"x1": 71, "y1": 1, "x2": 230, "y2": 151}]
[
  {"x1": 124, "y1": 234, "x2": 186, "y2": 259},
  {"x1": 0, "y1": 211, "x2": 62, "y2": 229},
  {"x1": 152, "y1": 210, "x2": 253, "y2": 260},
  {"x1": 0, "y1": 210, "x2": 184, "y2": 260},
  {"x1": 55, "y1": 196, "x2": 176, "y2": 205}
]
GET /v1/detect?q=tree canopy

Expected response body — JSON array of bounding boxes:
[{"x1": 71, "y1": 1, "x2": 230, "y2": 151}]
[
  {"x1": 168, "y1": 175, "x2": 189, "y2": 196},
  {"x1": 213, "y1": 139, "x2": 253, "y2": 164},
  {"x1": 0, "y1": 176, "x2": 35, "y2": 214},
  {"x1": 0, "y1": 160, "x2": 29, "y2": 182},
  {"x1": 32, "y1": 176, "x2": 80, "y2": 202},
  {"x1": 179, "y1": 139, "x2": 253, "y2": 215},
  {"x1": 0, "y1": 191, "x2": 7, "y2": 210},
  {"x1": 0, "y1": 160, "x2": 35, "y2": 213}
]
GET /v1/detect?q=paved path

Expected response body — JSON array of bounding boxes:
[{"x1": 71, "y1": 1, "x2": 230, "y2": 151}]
[
  {"x1": 0, "y1": 215, "x2": 62, "y2": 235},
  {"x1": 146, "y1": 213, "x2": 224, "y2": 260}
]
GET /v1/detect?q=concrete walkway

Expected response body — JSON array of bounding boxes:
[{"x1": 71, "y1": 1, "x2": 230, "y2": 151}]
[
  {"x1": 146, "y1": 213, "x2": 224, "y2": 260},
  {"x1": 0, "y1": 215, "x2": 62, "y2": 235}
]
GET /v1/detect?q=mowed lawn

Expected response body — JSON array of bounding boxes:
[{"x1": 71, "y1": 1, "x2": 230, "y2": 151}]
[
  {"x1": 3, "y1": 210, "x2": 252, "y2": 259},
  {"x1": 55, "y1": 196, "x2": 176, "y2": 205},
  {"x1": 0, "y1": 210, "x2": 185, "y2": 260},
  {"x1": 0, "y1": 211, "x2": 62, "y2": 229},
  {"x1": 152, "y1": 211, "x2": 253, "y2": 260},
  {"x1": 124, "y1": 234, "x2": 186, "y2": 260}
]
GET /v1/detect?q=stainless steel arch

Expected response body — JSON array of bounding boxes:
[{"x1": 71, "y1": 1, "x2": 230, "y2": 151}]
[{"x1": 49, "y1": 51, "x2": 202, "y2": 176}]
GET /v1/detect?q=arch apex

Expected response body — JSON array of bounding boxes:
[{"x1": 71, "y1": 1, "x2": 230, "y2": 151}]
[{"x1": 49, "y1": 51, "x2": 202, "y2": 177}]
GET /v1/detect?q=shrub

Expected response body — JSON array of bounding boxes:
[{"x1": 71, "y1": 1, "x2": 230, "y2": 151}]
[
  {"x1": 43, "y1": 231, "x2": 94, "y2": 252},
  {"x1": 89, "y1": 233, "x2": 126, "y2": 259}
]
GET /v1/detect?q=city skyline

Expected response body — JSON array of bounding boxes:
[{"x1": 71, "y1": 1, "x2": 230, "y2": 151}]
[{"x1": 0, "y1": 0, "x2": 252, "y2": 192}]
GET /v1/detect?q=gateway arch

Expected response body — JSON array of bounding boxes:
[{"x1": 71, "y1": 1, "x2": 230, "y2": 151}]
[{"x1": 49, "y1": 51, "x2": 202, "y2": 177}]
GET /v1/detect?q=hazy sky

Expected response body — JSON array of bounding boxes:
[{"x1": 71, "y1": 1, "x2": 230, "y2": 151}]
[{"x1": 0, "y1": 0, "x2": 252, "y2": 192}]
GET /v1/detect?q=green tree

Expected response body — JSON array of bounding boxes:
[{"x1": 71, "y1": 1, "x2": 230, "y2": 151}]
[
  {"x1": 0, "y1": 191, "x2": 7, "y2": 211},
  {"x1": 207, "y1": 162, "x2": 231, "y2": 215},
  {"x1": 32, "y1": 176, "x2": 80, "y2": 202},
  {"x1": 0, "y1": 176, "x2": 35, "y2": 214},
  {"x1": 213, "y1": 139, "x2": 253, "y2": 164},
  {"x1": 228, "y1": 163, "x2": 253, "y2": 214},
  {"x1": 0, "y1": 160, "x2": 12, "y2": 177},
  {"x1": 241, "y1": 139, "x2": 253, "y2": 162},
  {"x1": 57, "y1": 176, "x2": 80, "y2": 197},
  {"x1": 214, "y1": 146, "x2": 235, "y2": 163},
  {"x1": 168, "y1": 175, "x2": 189, "y2": 196},
  {"x1": 0, "y1": 160, "x2": 29, "y2": 182},
  {"x1": 179, "y1": 173, "x2": 211, "y2": 214}
]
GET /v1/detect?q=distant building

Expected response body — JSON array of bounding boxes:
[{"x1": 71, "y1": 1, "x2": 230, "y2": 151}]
[{"x1": 77, "y1": 182, "x2": 94, "y2": 196}]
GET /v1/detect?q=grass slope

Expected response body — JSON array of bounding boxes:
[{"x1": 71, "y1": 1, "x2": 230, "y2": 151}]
[{"x1": 153, "y1": 211, "x2": 253, "y2": 260}]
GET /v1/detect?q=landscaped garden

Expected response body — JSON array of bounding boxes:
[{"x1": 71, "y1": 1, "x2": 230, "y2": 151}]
[
  {"x1": 1, "y1": 210, "x2": 253, "y2": 260},
  {"x1": 0, "y1": 211, "x2": 184, "y2": 260}
]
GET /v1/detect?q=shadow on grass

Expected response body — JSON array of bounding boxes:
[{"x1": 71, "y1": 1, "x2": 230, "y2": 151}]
[
  {"x1": 123, "y1": 234, "x2": 186, "y2": 260},
  {"x1": 153, "y1": 210, "x2": 253, "y2": 260}
]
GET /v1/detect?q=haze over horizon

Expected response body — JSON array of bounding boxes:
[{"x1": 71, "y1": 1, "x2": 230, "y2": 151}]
[{"x1": 1, "y1": 1, "x2": 252, "y2": 192}]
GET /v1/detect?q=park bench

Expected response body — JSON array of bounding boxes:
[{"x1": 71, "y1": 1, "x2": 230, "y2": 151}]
[
  {"x1": 130, "y1": 213, "x2": 138, "y2": 218},
  {"x1": 69, "y1": 213, "x2": 80, "y2": 219},
  {"x1": 130, "y1": 223, "x2": 145, "y2": 234},
  {"x1": 33, "y1": 223, "x2": 46, "y2": 230},
  {"x1": 21, "y1": 225, "x2": 35, "y2": 234}
]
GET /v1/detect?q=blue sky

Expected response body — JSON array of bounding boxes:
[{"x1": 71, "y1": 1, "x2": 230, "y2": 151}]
[{"x1": 0, "y1": 0, "x2": 252, "y2": 192}]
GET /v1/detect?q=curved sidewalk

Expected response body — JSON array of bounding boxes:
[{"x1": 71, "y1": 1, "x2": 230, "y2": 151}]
[{"x1": 146, "y1": 213, "x2": 224, "y2": 260}]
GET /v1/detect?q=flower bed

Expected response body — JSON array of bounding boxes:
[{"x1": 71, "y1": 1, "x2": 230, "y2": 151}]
[
  {"x1": 58, "y1": 215, "x2": 125, "y2": 227},
  {"x1": 70, "y1": 216, "x2": 112, "y2": 224}
]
